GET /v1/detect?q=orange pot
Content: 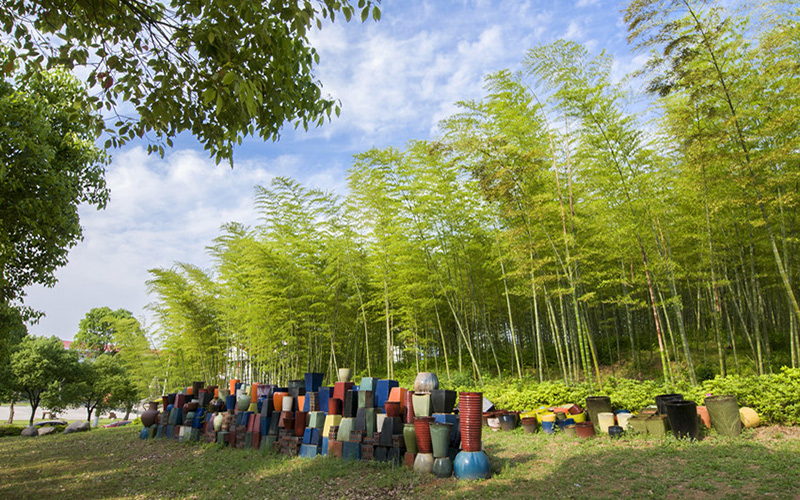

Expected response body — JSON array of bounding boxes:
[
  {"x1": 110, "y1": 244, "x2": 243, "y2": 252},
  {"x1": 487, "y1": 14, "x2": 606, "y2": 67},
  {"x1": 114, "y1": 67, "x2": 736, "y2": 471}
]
[
  {"x1": 229, "y1": 379, "x2": 239, "y2": 394},
  {"x1": 697, "y1": 405, "x2": 712, "y2": 429},
  {"x1": 273, "y1": 392, "x2": 288, "y2": 413},
  {"x1": 251, "y1": 383, "x2": 259, "y2": 403}
]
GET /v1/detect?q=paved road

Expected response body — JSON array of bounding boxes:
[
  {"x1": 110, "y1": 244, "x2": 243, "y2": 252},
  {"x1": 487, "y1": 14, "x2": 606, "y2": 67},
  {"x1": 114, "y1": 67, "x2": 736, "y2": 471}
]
[{"x1": 0, "y1": 404, "x2": 141, "y2": 423}]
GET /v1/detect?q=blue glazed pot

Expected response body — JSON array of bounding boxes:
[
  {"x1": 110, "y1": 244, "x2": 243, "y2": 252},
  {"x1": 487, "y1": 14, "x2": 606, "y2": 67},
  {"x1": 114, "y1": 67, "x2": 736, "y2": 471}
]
[
  {"x1": 541, "y1": 420, "x2": 556, "y2": 434},
  {"x1": 304, "y1": 372, "x2": 324, "y2": 393},
  {"x1": 453, "y1": 451, "x2": 491, "y2": 480}
]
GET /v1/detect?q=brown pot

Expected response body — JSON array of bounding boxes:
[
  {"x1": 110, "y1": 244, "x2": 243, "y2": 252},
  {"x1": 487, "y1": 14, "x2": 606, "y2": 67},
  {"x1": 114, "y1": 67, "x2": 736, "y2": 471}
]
[
  {"x1": 697, "y1": 405, "x2": 712, "y2": 429},
  {"x1": 141, "y1": 401, "x2": 159, "y2": 428},
  {"x1": 576, "y1": 421, "x2": 595, "y2": 439},
  {"x1": 385, "y1": 401, "x2": 402, "y2": 418}
]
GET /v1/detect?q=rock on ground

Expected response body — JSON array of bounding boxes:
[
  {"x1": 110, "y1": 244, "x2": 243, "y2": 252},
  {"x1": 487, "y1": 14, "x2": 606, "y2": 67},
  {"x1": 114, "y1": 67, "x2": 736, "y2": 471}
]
[
  {"x1": 37, "y1": 426, "x2": 56, "y2": 436},
  {"x1": 63, "y1": 421, "x2": 91, "y2": 434},
  {"x1": 20, "y1": 426, "x2": 38, "y2": 437}
]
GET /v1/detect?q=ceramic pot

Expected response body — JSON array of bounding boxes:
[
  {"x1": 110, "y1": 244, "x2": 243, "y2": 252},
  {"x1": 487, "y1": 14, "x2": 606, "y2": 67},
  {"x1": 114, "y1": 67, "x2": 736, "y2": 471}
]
[
  {"x1": 237, "y1": 394, "x2": 251, "y2": 412},
  {"x1": 217, "y1": 389, "x2": 230, "y2": 401},
  {"x1": 209, "y1": 397, "x2": 225, "y2": 413},
  {"x1": 597, "y1": 412, "x2": 616, "y2": 434},
  {"x1": 304, "y1": 372, "x2": 324, "y2": 393},
  {"x1": 213, "y1": 412, "x2": 224, "y2": 431},
  {"x1": 697, "y1": 405, "x2": 712, "y2": 429},
  {"x1": 655, "y1": 393, "x2": 684, "y2": 415},
  {"x1": 453, "y1": 451, "x2": 491, "y2": 480},
  {"x1": 141, "y1": 401, "x2": 159, "y2": 427},
  {"x1": 404, "y1": 391, "x2": 416, "y2": 423},
  {"x1": 412, "y1": 393, "x2": 432, "y2": 417},
  {"x1": 281, "y1": 396, "x2": 294, "y2": 412},
  {"x1": 585, "y1": 396, "x2": 612, "y2": 430},
  {"x1": 576, "y1": 421, "x2": 595, "y2": 439},
  {"x1": 413, "y1": 372, "x2": 440, "y2": 393},
  {"x1": 616, "y1": 412, "x2": 633, "y2": 430},
  {"x1": 521, "y1": 417, "x2": 537, "y2": 434},
  {"x1": 414, "y1": 416, "x2": 434, "y2": 454},
  {"x1": 666, "y1": 400, "x2": 698, "y2": 440},
  {"x1": 273, "y1": 392, "x2": 288, "y2": 413},
  {"x1": 413, "y1": 452, "x2": 434, "y2": 474},
  {"x1": 385, "y1": 401, "x2": 402, "y2": 418},
  {"x1": 403, "y1": 423, "x2": 418, "y2": 454},
  {"x1": 338, "y1": 368, "x2": 352, "y2": 382},
  {"x1": 430, "y1": 422, "x2": 452, "y2": 458},
  {"x1": 540, "y1": 420, "x2": 555, "y2": 434},
  {"x1": 563, "y1": 424, "x2": 577, "y2": 437},
  {"x1": 498, "y1": 414, "x2": 517, "y2": 431},
  {"x1": 433, "y1": 457, "x2": 453, "y2": 478},
  {"x1": 430, "y1": 390, "x2": 457, "y2": 414},
  {"x1": 487, "y1": 418, "x2": 500, "y2": 432},
  {"x1": 705, "y1": 395, "x2": 742, "y2": 437},
  {"x1": 608, "y1": 425, "x2": 624, "y2": 438},
  {"x1": 458, "y1": 392, "x2": 483, "y2": 452}
]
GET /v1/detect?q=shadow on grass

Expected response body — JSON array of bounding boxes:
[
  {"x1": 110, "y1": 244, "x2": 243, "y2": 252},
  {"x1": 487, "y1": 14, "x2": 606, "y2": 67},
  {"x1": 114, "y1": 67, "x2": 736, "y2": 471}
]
[
  {"x1": 432, "y1": 434, "x2": 800, "y2": 499},
  {"x1": 0, "y1": 426, "x2": 427, "y2": 499},
  {"x1": 2, "y1": 426, "x2": 799, "y2": 499}
]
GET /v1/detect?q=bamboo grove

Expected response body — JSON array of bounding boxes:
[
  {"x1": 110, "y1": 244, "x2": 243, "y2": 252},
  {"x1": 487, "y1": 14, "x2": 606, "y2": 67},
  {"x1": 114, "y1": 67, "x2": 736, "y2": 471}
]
[{"x1": 146, "y1": 2, "x2": 800, "y2": 390}]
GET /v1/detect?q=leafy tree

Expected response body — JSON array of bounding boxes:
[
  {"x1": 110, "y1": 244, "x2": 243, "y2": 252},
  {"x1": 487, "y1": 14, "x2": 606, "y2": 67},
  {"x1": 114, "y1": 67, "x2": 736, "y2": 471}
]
[
  {"x1": 0, "y1": 69, "x2": 108, "y2": 349},
  {"x1": 72, "y1": 306, "x2": 161, "y2": 401},
  {"x1": 54, "y1": 354, "x2": 138, "y2": 421},
  {"x1": 1, "y1": 0, "x2": 381, "y2": 164},
  {"x1": 72, "y1": 307, "x2": 133, "y2": 357},
  {"x1": 9, "y1": 336, "x2": 81, "y2": 425}
]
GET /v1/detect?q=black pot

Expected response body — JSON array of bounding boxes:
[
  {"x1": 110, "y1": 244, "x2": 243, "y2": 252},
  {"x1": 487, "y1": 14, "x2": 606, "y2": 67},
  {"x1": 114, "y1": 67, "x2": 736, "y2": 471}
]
[
  {"x1": 430, "y1": 390, "x2": 457, "y2": 414},
  {"x1": 655, "y1": 393, "x2": 684, "y2": 415},
  {"x1": 498, "y1": 414, "x2": 517, "y2": 431},
  {"x1": 608, "y1": 425, "x2": 624, "y2": 438},
  {"x1": 665, "y1": 400, "x2": 698, "y2": 440}
]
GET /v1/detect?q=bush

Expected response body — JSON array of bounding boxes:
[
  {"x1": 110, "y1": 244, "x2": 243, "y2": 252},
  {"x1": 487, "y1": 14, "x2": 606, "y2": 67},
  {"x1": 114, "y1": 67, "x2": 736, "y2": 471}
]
[
  {"x1": 452, "y1": 368, "x2": 800, "y2": 425},
  {"x1": 0, "y1": 425, "x2": 25, "y2": 438}
]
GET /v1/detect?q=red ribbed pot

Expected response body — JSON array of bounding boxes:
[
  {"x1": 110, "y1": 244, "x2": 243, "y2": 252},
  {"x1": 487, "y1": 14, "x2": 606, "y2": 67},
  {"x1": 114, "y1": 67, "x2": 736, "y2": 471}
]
[
  {"x1": 414, "y1": 416, "x2": 434, "y2": 454},
  {"x1": 404, "y1": 390, "x2": 416, "y2": 423},
  {"x1": 459, "y1": 392, "x2": 483, "y2": 452}
]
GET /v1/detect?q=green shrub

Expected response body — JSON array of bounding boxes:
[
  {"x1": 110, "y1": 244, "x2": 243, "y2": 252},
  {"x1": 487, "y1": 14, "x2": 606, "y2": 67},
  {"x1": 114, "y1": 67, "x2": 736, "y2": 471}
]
[
  {"x1": 0, "y1": 425, "x2": 25, "y2": 438},
  {"x1": 451, "y1": 368, "x2": 800, "y2": 424}
]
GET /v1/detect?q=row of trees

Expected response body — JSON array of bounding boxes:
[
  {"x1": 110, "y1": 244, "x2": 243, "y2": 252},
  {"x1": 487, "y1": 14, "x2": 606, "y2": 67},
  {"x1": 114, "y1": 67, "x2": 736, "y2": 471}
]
[
  {"x1": 0, "y1": 307, "x2": 163, "y2": 425},
  {"x1": 147, "y1": 1, "x2": 800, "y2": 390}
]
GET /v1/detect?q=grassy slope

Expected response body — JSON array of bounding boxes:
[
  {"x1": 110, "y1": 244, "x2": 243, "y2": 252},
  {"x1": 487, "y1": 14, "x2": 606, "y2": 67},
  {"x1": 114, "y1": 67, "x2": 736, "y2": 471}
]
[{"x1": 0, "y1": 425, "x2": 798, "y2": 499}]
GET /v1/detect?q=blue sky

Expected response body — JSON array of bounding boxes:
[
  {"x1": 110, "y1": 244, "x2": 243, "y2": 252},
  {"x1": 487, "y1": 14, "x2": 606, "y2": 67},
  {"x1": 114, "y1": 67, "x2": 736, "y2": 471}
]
[{"x1": 23, "y1": 0, "x2": 645, "y2": 340}]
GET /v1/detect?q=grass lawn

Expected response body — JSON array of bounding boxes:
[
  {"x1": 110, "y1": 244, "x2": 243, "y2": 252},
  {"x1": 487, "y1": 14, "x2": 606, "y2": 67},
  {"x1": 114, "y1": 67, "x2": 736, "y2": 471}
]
[{"x1": 0, "y1": 424, "x2": 798, "y2": 499}]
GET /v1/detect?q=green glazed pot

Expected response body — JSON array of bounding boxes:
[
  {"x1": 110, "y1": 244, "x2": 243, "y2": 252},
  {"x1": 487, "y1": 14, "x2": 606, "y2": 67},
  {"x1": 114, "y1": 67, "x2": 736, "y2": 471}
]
[
  {"x1": 433, "y1": 457, "x2": 453, "y2": 478},
  {"x1": 412, "y1": 393, "x2": 431, "y2": 417},
  {"x1": 403, "y1": 423, "x2": 418, "y2": 454},
  {"x1": 430, "y1": 422, "x2": 452, "y2": 458}
]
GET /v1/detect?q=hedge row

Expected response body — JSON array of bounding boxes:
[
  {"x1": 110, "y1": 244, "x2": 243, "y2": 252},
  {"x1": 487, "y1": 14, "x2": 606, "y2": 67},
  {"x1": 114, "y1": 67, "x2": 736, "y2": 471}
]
[{"x1": 446, "y1": 367, "x2": 800, "y2": 425}]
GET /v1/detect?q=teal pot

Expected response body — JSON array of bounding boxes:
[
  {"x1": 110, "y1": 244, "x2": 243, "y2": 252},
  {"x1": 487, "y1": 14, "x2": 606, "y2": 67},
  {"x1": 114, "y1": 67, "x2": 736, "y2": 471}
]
[
  {"x1": 433, "y1": 457, "x2": 453, "y2": 478},
  {"x1": 430, "y1": 422, "x2": 453, "y2": 458},
  {"x1": 453, "y1": 451, "x2": 491, "y2": 480},
  {"x1": 237, "y1": 394, "x2": 251, "y2": 412}
]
